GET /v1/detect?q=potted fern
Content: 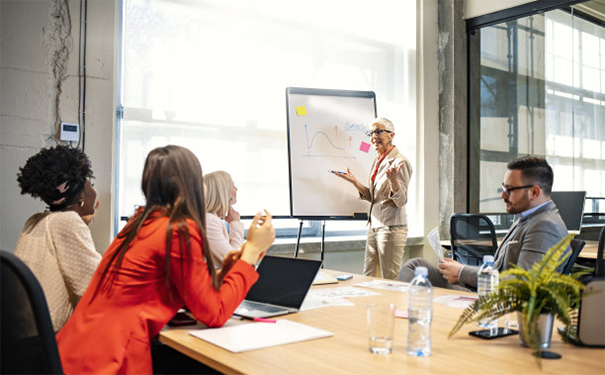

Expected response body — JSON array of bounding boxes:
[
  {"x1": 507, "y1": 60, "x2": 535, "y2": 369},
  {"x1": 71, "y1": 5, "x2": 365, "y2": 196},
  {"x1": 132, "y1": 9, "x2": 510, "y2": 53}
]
[{"x1": 448, "y1": 234, "x2": 585, "y2": 366}]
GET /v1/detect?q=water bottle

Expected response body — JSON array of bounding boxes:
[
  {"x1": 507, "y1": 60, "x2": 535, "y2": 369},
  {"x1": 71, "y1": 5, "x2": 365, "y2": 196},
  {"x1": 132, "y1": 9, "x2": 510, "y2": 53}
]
[
  {"x1": 406, "y1": 266, "x2": 433, "y2": 357},
  {"x1": 477, "y1": 255, "x2": 499, "y2": 330}
]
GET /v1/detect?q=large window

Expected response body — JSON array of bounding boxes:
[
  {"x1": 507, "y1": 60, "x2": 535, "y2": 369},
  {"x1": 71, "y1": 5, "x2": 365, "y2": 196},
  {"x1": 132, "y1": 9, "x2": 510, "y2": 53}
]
[
  {"x1": 117, "y1": 0, "x2": 418, "y2": 237},
  {"x1": 469, "y1": 2, "x2": 605, "y2": 227}
]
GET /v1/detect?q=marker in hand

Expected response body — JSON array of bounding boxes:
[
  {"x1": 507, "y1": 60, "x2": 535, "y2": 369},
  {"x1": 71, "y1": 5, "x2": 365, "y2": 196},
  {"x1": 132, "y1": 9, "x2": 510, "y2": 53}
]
[{"x1": 330, "y1": 170, "x2": 347, "y2": 175}]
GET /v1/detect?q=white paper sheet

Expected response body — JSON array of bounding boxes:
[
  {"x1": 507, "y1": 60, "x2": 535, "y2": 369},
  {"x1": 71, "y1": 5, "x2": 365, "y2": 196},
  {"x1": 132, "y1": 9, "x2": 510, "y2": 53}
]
[
  {"x1": 427, "y1": 226, "x2": 444, "y2": 260},
  {"x1": 434, "y1": 294, "x2": 477, "y2": 309},
  {"x1": 301, "y1": 293, "x2": 353, "y2": 310},
  {"x1": 354, "y1": 279, "x2": 410, "y2": 293},
  {"x1": 189, "y1": 320, "x2": 333, "y2": 353}
]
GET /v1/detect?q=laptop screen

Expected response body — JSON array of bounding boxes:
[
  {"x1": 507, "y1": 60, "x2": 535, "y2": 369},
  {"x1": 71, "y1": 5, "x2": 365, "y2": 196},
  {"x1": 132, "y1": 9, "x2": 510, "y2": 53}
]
[
  {"x1": 551, "y1": 191, "x2": 586, "y2": 233},
  {"x1": 245, "y1": 256, "x2": 322, "y2": 309}
]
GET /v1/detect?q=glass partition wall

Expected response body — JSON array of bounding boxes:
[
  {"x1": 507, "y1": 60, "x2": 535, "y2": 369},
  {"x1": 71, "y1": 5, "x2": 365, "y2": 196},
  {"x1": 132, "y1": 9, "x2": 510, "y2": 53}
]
[{"x1": 468, "y1": 1, "x2": 605, "y2": 232}]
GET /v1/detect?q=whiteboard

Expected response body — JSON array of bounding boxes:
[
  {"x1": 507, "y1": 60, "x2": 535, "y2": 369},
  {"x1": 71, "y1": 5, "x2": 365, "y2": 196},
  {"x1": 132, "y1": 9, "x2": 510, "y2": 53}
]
[{"x1": 286, "y1": 87, "x2": 377, "y2": 219}]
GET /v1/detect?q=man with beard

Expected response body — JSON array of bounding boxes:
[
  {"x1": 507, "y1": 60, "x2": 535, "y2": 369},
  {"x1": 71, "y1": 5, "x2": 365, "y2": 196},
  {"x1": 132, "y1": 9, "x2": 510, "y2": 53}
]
[{"x1": 399, "y1": 156, "x2": 569, "y2": 290}]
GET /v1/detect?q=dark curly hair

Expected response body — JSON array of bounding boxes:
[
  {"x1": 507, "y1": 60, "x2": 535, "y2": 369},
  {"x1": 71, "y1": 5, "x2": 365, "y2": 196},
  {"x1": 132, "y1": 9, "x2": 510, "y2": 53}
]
[{"x1": 17, "y1": 145, "x2": 94, "y2": 211}]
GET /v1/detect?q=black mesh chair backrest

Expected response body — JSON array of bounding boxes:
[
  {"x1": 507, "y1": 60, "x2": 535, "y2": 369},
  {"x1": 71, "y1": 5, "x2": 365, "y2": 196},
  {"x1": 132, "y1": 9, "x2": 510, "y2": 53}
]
[
  {"x1": 0, "y1": 251, "x2": 63, "y2": 374},
  {"x1": 450, "y1": 214, "x2": 498, "y2": 266},
  {"x1": 596, "y1": 225, "x2": 605, "y2": 278},
  {"x1": 562, "y1": 239, "x2": 585, "y2": 275}
]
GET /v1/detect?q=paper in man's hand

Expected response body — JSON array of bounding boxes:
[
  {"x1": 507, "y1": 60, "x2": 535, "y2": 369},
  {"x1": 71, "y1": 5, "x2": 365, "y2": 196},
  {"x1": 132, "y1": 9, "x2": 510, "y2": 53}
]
[{"x1": 427, "y1": 227, "x2": 444, "y2": 261}]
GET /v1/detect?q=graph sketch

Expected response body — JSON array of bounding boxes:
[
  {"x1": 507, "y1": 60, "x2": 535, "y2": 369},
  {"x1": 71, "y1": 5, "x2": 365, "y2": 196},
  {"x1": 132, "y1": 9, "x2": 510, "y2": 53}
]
[
  {"x1": 303, "y1": 124, "x2": 358, "y2": 159},
  {"x1": 286, "y1": 87, "x2": 377, "y2": 219}
]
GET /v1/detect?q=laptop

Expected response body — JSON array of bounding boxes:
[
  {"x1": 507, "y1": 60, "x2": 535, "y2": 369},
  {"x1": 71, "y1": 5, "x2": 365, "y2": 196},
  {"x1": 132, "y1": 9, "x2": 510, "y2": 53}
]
[
  {"x1": 550, "y1": 191, "x2": 587, "y2": 235},
  {"x1": 234, "y1": 256, "x2": 322, "y2": 319}
]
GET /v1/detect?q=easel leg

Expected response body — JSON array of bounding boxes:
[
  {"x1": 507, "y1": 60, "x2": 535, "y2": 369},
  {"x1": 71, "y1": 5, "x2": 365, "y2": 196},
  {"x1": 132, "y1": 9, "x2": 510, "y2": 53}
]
[
  {"x1": 320, "y1": 220, "x2": 325, "y2": 267},
  {"x1": 294, "y1": 220, "x2": 303, "y2": 258}
]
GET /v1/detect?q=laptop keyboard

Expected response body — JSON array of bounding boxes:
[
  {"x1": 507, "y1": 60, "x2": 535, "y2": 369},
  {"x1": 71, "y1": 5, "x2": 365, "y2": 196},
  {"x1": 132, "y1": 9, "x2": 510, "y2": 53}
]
[{"x1": 238, "y1": 301, "x2": 284, "y2": 313}]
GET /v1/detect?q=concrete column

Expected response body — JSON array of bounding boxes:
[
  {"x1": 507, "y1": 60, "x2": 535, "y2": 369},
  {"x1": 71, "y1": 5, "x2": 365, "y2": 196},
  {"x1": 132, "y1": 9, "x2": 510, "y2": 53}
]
[{"x1": 437, "y1": 0, "x2": 468, "y2": 238}]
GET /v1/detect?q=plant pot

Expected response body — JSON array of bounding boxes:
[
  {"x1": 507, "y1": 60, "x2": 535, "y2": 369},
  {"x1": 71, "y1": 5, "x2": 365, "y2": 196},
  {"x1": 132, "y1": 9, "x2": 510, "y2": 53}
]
[{"x1": 517, "y1": 312, "x2": 554, "y2": 349}]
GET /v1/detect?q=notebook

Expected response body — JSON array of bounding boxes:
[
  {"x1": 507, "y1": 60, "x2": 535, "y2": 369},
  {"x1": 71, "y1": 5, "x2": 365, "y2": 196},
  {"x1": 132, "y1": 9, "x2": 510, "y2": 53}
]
[
  {"x1": 234, "y1": 256, "x2": 322, "y2": 319},
  {"x1": 312, "y1": 270, "x2": 339, "y2": 285}
]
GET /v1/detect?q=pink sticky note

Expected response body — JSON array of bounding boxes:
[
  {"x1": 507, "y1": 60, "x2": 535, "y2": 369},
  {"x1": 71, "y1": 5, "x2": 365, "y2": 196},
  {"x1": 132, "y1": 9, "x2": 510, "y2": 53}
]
[
  {"x1": 359, "y1": 141, "x2": 371, "y2": 153},
  {"x1": 395, "y1": 309, "x2": 408, "y2": 319}
]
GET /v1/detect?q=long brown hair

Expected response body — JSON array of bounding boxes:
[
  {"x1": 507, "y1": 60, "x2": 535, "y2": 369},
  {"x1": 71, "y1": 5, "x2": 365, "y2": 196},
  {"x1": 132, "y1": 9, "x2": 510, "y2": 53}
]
[{"x1": 97, "y1": 145, "x2": 217, "y2": 295}]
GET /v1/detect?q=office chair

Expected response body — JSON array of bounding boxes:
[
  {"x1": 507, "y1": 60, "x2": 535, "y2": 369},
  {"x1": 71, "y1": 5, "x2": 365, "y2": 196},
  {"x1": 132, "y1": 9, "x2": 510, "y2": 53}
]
[
  {"x1": 450, "y1": 214, "x2": 498, "y2": 266},
  {"x1": 0, "y1": 251, "x2": 63, "y2": 374},
  {"x1": 562, "y1": 239, "x2": 585, "y2": 275},
  {"x1": 596, "y1": 225, "x2": 605, "y2": 278}
]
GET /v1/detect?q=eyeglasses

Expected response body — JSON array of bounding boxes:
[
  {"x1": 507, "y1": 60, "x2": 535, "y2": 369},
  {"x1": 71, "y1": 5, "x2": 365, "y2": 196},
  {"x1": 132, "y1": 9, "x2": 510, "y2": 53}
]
[
  {"x1": 365, "y1": 129, "x2": 392, "y2": 137},
  {"x1": 501, "y1": 184, "x2": 534, "y2": 196}
]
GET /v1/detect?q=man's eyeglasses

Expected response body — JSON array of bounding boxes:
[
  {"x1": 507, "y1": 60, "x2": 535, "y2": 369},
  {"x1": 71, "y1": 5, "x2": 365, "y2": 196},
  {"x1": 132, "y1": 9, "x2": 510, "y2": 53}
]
[
  {"x1": 501, "y1": 184, "x2": 534, "y2": 196},
  {"x1": 365, "y1": 129, "x2": 392, "y2": 137}
]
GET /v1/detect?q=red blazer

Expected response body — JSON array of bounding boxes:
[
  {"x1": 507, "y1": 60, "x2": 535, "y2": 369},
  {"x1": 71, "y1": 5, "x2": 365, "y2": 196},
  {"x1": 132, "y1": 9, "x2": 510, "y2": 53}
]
[{"x1": 56, "y1": 215, "x2": 258, "y2": 375}]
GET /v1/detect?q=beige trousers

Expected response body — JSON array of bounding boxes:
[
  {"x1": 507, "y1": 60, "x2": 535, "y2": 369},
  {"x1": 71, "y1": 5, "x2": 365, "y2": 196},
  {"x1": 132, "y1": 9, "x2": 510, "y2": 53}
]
[{"x1": 364, "y1": 225, "x2": 408, "y2": 279}]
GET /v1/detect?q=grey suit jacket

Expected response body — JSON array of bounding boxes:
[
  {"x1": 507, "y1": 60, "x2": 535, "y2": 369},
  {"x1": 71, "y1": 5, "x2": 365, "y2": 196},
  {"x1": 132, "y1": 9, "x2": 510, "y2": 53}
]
[{"x1": 458, "y1": 200, "x2": 569, "y2": 289}]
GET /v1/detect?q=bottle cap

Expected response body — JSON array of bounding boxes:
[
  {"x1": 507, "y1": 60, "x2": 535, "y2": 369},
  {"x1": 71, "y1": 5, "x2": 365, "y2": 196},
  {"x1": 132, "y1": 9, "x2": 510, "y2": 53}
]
[
  {"x1": 415, "y1": 266, "x2": 428, "y2": 276},
  {"x1": 483, "y1": 255, "x2": 494, "y2": 263}
]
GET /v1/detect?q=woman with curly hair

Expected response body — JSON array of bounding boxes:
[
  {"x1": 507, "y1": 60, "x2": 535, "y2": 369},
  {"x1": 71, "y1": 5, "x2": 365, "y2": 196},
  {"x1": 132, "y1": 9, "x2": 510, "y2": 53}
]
[
  {"x1": 56, "y1": 145, "x2": 275, "y2": 375},
  {"x1": 14, "y1": 145, "x2": 101, "y2": 331}
]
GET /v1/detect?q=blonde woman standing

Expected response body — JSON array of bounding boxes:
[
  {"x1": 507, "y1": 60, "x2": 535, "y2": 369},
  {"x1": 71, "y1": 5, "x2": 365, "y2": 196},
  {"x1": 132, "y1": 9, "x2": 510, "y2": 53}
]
[
  {"x1": 333, "y1": 118, "x2": 412, "y2": 279},
  {"x1": 204, "y1": 171, "x2": 245, "y2": 267}
]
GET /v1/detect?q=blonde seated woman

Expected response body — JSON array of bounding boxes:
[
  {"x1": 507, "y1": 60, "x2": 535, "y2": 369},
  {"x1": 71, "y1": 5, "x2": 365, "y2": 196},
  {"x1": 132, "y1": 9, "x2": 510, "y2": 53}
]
[{"x1": 204, "y1": 171, "x2": 245, "y2": 268}]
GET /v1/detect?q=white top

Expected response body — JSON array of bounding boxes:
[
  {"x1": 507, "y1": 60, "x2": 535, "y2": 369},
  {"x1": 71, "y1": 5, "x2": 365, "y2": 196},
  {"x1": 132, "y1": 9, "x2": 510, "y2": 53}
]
[
  {"x1": 205, "y1": 212, "x2": 244, "y2": 268},
  {"x1": 14, "y1": 211, "x2": 101, "y2": 331}
]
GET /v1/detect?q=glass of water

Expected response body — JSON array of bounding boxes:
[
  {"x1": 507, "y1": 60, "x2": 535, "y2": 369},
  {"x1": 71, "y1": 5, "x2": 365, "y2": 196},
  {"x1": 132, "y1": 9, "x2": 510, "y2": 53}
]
[{"x1": 366, "y1": 303, "x2": 396, "y2": 355}]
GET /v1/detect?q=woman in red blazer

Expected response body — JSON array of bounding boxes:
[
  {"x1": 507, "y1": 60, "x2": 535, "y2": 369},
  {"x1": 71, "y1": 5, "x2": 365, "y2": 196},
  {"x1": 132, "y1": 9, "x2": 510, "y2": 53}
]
[{"x1": 56, "y1": 145, "x2": 275, "y2": 375}]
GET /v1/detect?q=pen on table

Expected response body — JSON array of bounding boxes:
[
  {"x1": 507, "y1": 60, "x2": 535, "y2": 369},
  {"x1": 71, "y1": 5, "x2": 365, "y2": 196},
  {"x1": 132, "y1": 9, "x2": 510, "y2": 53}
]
[
  {"x1": 252, "y1": 317, "x2": 277, "y2": 323},
  {"x1": 330, "y1": 170, "x2": 347, "y2": 175},
  {"x1": 236, "y1": 315, "x2": 277, "y2": 323}
]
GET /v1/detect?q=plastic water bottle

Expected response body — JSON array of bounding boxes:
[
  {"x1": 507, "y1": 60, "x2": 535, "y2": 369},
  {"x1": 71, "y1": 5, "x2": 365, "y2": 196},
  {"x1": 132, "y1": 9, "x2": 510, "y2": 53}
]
[
  {"x1": 407, "y1": 266, "x2": 433, "y2": 357},
  {"x1": 477, "y1": 255, "x2": 499, "y2": 330}
]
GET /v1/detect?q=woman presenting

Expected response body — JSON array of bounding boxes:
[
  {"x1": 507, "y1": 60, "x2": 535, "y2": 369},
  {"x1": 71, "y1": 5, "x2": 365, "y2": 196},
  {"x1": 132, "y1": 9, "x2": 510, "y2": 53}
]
[{"x1": 333, "y1": 117, "x2": 412, "y2": 279}]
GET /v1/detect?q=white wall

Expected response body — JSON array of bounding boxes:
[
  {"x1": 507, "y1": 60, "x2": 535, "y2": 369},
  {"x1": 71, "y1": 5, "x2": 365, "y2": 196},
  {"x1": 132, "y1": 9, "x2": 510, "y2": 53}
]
[
  {"x1": 465, "y1": 0, "x2": 534, "y2": 19},
  {"x1": 0, "y1": 0, "x2": 117, "y2": 252},
  {"x1": 416, "y1": 0, "x2": 441, "y2": 260}
]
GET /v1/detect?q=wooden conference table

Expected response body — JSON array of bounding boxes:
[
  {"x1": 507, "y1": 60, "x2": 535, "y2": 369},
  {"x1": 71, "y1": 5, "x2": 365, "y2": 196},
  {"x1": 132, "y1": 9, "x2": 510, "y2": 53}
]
[
  {"x1": 440, "y1": 239, "x2": 600, "y2": 260},
  {"x1": 159, "y1": 270, "x2": 604, "y2": 375}
]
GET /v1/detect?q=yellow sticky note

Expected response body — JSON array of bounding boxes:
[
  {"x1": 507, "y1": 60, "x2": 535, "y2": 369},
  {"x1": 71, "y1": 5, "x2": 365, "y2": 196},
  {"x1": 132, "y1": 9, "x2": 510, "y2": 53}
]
[{"x1": 296, "y1": 106, "x2": 307, "y2": 116}]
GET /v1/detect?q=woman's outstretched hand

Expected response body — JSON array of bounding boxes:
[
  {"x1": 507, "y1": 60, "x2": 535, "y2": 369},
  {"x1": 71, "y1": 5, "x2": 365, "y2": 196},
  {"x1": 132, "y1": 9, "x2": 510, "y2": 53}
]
[{"x1": 331, "y1": 167, "x2": 358, "y2": 184}]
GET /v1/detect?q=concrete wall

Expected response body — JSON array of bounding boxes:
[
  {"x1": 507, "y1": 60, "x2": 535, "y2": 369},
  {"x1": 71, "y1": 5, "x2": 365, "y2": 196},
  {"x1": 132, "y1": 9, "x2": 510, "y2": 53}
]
[
  {"x1": 0, "y1": 0, "x2": 117, "y2": 253},
  {"x1": 436, "y1": 0, "x2": 468, "y2": 241}
]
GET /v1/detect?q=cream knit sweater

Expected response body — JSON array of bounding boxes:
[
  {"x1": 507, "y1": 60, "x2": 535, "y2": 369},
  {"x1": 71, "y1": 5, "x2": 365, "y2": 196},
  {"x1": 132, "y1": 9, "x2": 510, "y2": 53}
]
[{"x1": 14, "y1": 211, "x2": 101, "y2": 332}]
